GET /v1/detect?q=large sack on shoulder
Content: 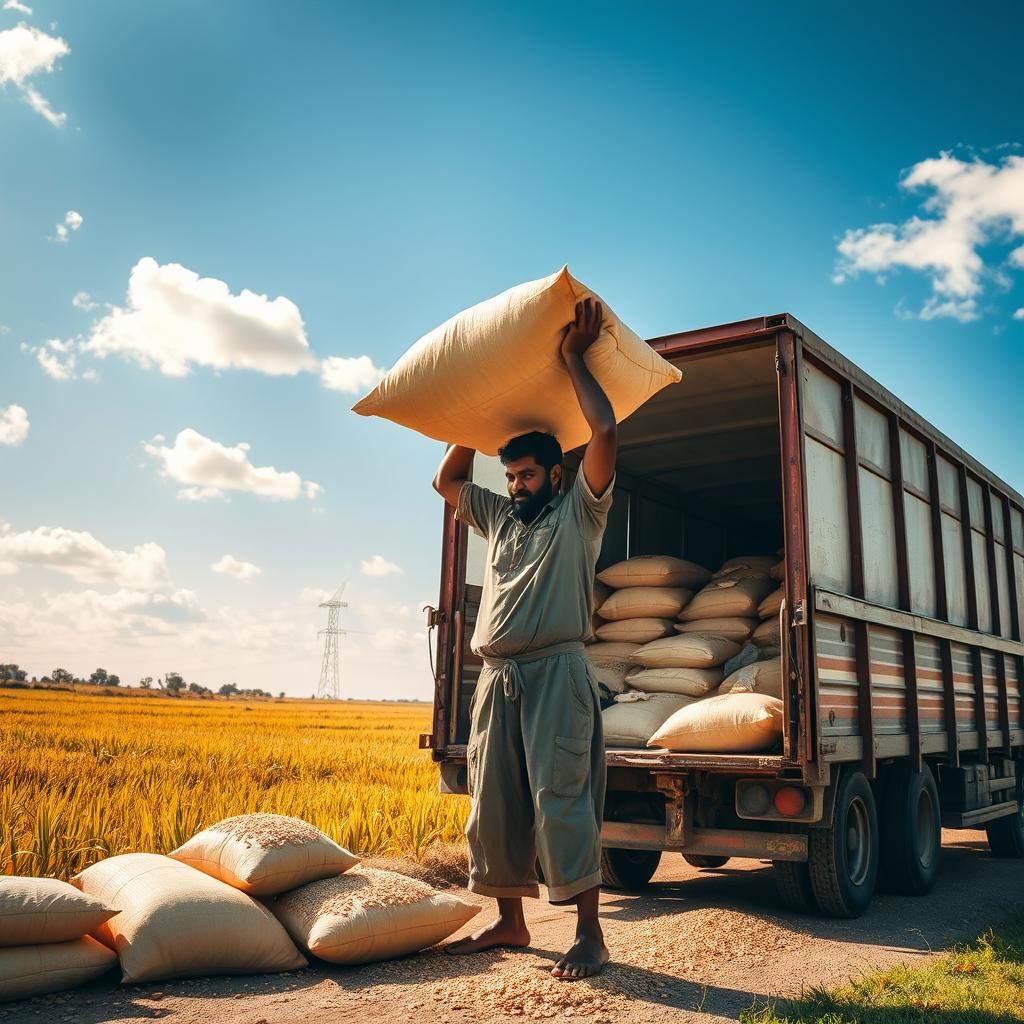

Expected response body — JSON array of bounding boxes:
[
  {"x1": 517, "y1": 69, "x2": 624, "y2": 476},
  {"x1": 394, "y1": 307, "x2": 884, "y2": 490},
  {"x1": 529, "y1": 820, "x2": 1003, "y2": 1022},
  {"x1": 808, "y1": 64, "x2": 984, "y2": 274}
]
[
  {"x1": 169, "y1": 813, "x2": 359, "y2": 896},
  {"x1": 648, "y1": 693, "x2": 784, "y2": 753},
  {"x1": 674, "y1": 617, "x2": 757, "y2": 642},
  {"x1": 632, "y1": 633, "x2": 740, "y2": 669},
  {"x1": 758, "y1": 586, "x2": 785, "y2": 620},
  {"x1": 0, "y1": 936, "x2": 116, "y2": 1004},
  {"x1": 719, "y1": 658, "x2": 783, "y2": 698},
  {"x1": 352, "y1": 267, "x2": 681, "y2": 455},
  {"x1": 601, "y1": 692, "x2": 695, "y2": 747},
  {"x1": 598, "y1": 586, "x2": 692, "y2": 621},
  {"x1": 272, "y1": 867, "x2": 479, "y2": 965},
  {"x1": 679, "y1": 573, "x2": 775, "y2": 621},
  {"x1": 73, "y1": 854, "x2": 306, "y2": 983},
  {"x1": 595, "y1": 617, "x2": 675, "y2": 643},
  {"x1": 597, "y1": 555, "x2": 711, "y2": 590},
  {"x1": 625, "y1": 666, "x2": 721, "y2": 697},
  {"x1": 0, "y1": 877, "x2": 117, "y2": 947},
  {"x1": 584, "y1": 642, "x2": 639, "y2": 693}
]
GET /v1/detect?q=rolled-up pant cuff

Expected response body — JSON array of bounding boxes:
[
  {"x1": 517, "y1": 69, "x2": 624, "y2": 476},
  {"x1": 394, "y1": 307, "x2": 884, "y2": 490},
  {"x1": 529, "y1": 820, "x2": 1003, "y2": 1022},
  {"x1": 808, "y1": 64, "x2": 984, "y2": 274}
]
[
  {"x1": 546, "y1": 869, "x2": 603, "y2": 904},
  {"x1": 468, "y1": 879, "x2": 541, "y2": 899}
]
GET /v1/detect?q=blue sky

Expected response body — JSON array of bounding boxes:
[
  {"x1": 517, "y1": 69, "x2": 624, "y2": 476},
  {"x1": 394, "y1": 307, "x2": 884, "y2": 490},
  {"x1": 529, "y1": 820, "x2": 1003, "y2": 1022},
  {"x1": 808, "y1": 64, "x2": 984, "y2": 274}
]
[{"x1": 2, "y1": 1, "x2": 1022, "y2": 698}]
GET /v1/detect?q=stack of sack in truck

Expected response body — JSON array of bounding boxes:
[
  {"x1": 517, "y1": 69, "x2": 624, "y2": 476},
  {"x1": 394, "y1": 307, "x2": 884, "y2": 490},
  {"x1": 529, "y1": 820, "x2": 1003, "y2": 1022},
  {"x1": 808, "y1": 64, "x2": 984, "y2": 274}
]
[{"x1": 589, "y1": 554, "x2": 788, "y2": 754}]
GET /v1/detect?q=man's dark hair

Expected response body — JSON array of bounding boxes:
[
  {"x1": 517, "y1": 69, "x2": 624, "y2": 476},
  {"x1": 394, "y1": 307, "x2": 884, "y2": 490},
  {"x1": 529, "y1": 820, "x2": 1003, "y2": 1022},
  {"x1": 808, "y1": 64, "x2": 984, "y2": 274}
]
[{"x1": 498, "y1": 431, "x2": 563, "y2": 471}]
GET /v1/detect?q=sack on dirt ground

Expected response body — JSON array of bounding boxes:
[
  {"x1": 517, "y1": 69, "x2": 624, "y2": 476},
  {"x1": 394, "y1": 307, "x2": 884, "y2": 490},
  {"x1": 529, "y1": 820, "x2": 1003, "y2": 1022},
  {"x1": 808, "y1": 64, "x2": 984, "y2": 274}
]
[
  {"x1": 631, "y1": 632, "x2": 740, "y2": 669},
  {"x1": 73, "y1": 854, "x2": 307, "y2": 983},
  {"x1": 0, "y1": 936, "x2": 117, "y2": 1004},
  {"x1": 0, "y1": 877, "x2": 117, "y2": 947},
  {"x1": 674, "y1": 617, "x2": 757, "y2": 642},
  {"x1": 602, "y1": 692, "x2": 697, "y2": 747},
  {"x1": 679, "y1": 573, "x2": 775, "y2": 621},
  {"x1": 584, "y1": 642, "x2": 640, "y2": 693},
  {"x1": 594, "y1": 617, "x2": 675, "y2": 643},
  {"x1": 271, "y1": 866, "x2": 479, "y2": 965},
  {"x1": 647, "y1": 693, "x2": 784, "y2": 753},
  {"x1": 597, "y1": 586, "x2": 692, "y2": 621},
  {"x1": 758, "y1": 586, "x2": 784, "y2": 620},
  {"x1": 752, "y1": 618, "x2": 782, "y2": 647},
  {"x1": 718, "y1": 657, "x2": 783, "y2": 698},
  {"x1": 624, "y1": 666, "x2": 722, "y2": 697},
  {"x1": 597, "y1": 555, "x2": 711, "y2": 590},
  {"x1": 351, "y1": 266, "x2": 682, "y2": 455},
  {"x1": 169, "y1": 813, "x2": 360, "y2": 896}
]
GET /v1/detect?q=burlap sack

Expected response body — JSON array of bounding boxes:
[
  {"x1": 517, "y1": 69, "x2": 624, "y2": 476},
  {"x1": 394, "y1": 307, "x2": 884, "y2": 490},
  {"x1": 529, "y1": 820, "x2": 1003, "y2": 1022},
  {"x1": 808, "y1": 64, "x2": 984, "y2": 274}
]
[
  {"x1": 595, "y1": 618, "x2": 675, "y2": 643},
  {"x1": 679, "y1": 573, "x2": 775, "y2": 621},
  {"x1": 625, "y1": 666, "x2": 722, "y2": 697},
  {"x1": 719, "y1": 657, "x2": 783, "y2": 698},
  {"x1": 597, "y1": 555, "x2": 711, "y2": 590},
  {"x1": 591, "y1": 580, "x2": 613, "y2": 635},
  {"x1": 598, "y1": 586, "x2": 692, "y2": 621},
  {"x1": 352, "y1": 267, "x2": 681, "y2": 455},
  {"x1": 272, "y1": 867, "x2": 479, "y2": 965},
  {"x1": 0, "y1": 877, "x2": 117, "y2": 947},
  {"x1": 74, "y1": 854, "x2": 306, "y2": 983},
  {"x1": 0, "y1": 936, "x2": 117, "y2": 1004},
  {"x1": 752, "y1": 618, "x2": 782, "y2": 647},
  {"x1": 770, "y1": 559, "x2": 785, "y2": 581},
  {"x1": 631, "y1": 632, "x2": 741, "y2": 669},
  {"x1": 602, "y1": 693, "x2": 696, "y2": 747},
  {"x1": 758, "y1": 586, "x2": 785, "y2": 620},
  {"x1": 648, "y1": 693, "x2": 784, "y2": 752},
  {"x1": 585, "y1": 642, "x2": 640, "y2": 693},
  {"x1": 170, "y1": 813, "x2": 359, "y2": 896},
  {"x1": 674, "y1": 617, "x2": 757, "y2": 642},
  {"x1": 719, "y1": 555, "x2": 777, "y2": 575}
]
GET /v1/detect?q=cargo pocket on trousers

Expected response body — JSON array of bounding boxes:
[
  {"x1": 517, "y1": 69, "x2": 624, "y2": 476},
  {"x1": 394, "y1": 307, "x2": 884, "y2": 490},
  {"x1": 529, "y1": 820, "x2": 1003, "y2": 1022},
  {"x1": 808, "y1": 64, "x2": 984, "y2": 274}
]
[{"x1": 552, "y1": 735, "x2": 590, "y2": 798}]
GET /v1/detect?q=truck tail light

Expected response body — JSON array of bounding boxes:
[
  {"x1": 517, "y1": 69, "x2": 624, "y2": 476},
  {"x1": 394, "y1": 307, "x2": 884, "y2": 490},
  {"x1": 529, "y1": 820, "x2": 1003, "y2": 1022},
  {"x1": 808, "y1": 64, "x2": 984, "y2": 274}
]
[
  {"x1": 739, "y1": 784, "x2": 771, "y2": 816},
  {"x1": 773, "y1": 786, "x2": 808, "y2": 817}
]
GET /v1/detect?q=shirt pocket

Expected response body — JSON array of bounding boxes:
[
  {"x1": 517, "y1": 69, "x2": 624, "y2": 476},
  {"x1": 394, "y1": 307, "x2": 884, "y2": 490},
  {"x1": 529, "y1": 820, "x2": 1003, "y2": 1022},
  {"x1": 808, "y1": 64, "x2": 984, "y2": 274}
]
[{"x1": 552, "y1": 735, "x2": 590, "y2": 798}]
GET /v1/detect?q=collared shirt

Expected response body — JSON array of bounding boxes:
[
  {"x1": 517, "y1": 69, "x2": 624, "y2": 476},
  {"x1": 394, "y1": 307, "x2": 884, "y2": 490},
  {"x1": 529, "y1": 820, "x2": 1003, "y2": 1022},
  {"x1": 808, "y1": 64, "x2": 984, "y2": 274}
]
[{"x1": 457, "y1": 470, "x2": 615, "y2": 659}]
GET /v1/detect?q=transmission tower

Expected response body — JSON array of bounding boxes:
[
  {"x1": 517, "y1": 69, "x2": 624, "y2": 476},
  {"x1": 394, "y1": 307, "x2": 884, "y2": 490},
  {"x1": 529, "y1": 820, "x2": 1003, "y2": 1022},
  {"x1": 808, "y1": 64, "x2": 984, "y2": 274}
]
[{"x1": 316, "y1": 583, "x2": 347, "y2": 699}]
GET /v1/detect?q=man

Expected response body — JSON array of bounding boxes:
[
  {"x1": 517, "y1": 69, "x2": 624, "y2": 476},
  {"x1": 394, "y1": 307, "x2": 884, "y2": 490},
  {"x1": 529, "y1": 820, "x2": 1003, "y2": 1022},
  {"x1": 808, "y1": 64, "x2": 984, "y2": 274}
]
[{"x1": 432, "y1": 297, "x2": 616, "y2": 981}]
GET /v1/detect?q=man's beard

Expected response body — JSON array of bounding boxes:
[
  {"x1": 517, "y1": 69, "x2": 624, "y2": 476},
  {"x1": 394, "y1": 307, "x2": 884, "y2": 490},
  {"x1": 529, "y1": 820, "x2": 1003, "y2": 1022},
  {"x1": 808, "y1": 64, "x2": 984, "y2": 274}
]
[{"x1": 511, "y1": 474, "x2": 555, "y2": 523}]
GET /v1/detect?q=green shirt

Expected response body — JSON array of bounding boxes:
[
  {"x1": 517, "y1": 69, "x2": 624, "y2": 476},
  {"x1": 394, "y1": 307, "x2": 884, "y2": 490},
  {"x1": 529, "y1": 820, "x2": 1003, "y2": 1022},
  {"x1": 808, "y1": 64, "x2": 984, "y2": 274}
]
[{"x1": 457, "y1": 471, "x2": 614, "y2": 659}]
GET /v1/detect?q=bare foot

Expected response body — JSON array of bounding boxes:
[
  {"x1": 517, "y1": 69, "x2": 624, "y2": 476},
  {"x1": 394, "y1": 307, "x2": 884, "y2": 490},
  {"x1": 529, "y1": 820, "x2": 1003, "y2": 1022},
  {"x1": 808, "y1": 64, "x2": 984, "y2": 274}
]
[
  {"x1": 444, "y1": 916, "x2": 531, "y2": 955},
  {"x1": 550, "y1": 933, "x2": 610, "y2": 980}
]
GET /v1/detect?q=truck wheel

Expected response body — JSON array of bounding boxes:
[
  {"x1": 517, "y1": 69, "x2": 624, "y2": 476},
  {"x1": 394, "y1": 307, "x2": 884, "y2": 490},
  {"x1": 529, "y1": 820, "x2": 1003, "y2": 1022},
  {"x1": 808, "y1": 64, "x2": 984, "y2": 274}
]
[
  {"x1": 808, "y1": 769, "x2": 879, "y2": 918},
  {"x1": 878, "y1": 763, "x2": 941, "y2": 895},
  {"x1": 986, "y1": 773, "x2": 1024, "y2": 858},
  {"x1": 600, "y1": 848, "x2": 661, "y2": 890},
  {"x1": 683, "y1": 854, "x2": 730, "y2": 869},
  {"x1": 773, "y1": 860, "x2": 817, "y2": 913}
]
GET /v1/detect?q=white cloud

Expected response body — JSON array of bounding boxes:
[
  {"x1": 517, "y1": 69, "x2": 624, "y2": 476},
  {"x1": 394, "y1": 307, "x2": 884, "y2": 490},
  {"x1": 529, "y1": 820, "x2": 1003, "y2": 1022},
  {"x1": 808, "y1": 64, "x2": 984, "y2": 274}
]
[
  {"x1": 360, "y1": 554, "x2": 402, "y2": 578},
  {"x1": 79, "y1": 258, "x2": 317, "y2": 377},
  {"x1": 834, "y1": 151, "x2": 1024, "y2": 320},
  {"x1": 143, "y1": 428, "x2": 321, "y2": 502},
  {"x1": 0, "y1": 522, "x2": 169, "y2": 589},
  {"x1": 0, "y1": 404, "x2": 29, "y2": 445},
  {"x1": 320, "y1": 355, "x2": 385, "y2": 394},
  {"x1": 3, "y1": 2, "x2": 34, "y2": 15},
  {"x1": 1014, "y1": 308, "x2": 1024, "y2": 320},
  {"x1": 211, "y1": 554, "x2": 262, "y2": 582},
  {"x1": 53, "y1": 209, "x2": 82, "y2": 242},
  {"x1": 301, "y1": 586, "x2": 334, "y2": 604},
  {"x1": 0, "y1": 23, "x2": 68, "y2": 126},
  {"x1": 33, "y1": 338, "x2": 77, "y2": 379}
]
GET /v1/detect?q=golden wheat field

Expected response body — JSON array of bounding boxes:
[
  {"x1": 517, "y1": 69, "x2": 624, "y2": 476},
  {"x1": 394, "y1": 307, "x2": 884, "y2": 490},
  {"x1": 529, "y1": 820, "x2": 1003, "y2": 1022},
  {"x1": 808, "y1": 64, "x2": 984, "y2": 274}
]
[{"x1": 0, "y1": 688, "x2": 468, "y2": 881}]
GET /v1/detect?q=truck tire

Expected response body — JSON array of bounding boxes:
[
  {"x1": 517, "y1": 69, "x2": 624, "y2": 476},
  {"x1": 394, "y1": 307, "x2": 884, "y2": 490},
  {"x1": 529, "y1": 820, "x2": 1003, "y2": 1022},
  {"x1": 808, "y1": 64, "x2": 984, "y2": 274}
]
[
  {"x1": 773, "y1": 860, "x2": 817, "y2": 913},
  {"x1": 986, "y1": 773, "x2": 1024, "y2": 858},
  {"x1": 878, "y1": 763, "x2": 941, "y2": 895},
  {"x1": 808, "y1": 769, "x2": 878, "y2": 918},
  {"x1": 683, "y1": 854, "x2": 730, "y2": 869},
  {"x1": 600, "y1": 848, "x2": 661, "y2": 890}
]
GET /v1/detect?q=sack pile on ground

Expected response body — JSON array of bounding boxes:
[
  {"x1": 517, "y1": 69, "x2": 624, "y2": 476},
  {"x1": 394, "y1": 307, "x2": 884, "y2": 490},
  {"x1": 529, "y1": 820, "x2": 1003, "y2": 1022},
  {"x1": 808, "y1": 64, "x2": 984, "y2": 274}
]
[
  {"x1": 588, "y1": 554, "x2": 786, "y2": 753},
  {"x1": 0, "y1": 877, "x2": 119, "y2": 1003}
]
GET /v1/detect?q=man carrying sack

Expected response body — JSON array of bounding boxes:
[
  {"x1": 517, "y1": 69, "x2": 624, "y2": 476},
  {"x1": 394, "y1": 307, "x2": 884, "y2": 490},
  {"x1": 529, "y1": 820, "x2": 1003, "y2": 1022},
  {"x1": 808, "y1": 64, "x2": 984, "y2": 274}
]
[{"x1": 433, "y1": 298, "x2": 616, "y2": 980}]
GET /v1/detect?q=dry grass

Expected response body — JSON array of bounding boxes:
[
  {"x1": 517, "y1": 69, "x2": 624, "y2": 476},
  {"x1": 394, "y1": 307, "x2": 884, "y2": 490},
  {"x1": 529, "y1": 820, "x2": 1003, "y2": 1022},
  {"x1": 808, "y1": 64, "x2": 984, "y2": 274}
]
[{"x1": 0, "y1": 688, "x2": 469, "y2": 881}]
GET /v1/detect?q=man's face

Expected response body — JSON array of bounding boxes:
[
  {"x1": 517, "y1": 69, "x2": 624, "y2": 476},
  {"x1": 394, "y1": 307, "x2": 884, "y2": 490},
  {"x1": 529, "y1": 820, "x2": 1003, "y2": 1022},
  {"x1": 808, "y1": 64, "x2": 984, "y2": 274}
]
[{"x1": 504, "y1": 455, "x2": 562, "y2": 524}]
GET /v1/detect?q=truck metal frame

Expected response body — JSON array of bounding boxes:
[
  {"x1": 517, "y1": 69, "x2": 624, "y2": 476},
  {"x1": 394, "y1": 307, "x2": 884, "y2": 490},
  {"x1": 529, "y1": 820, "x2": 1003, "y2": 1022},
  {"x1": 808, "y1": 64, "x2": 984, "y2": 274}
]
[{"x1": 421, "y1": 313, "x2": 1024, "y2": 916}]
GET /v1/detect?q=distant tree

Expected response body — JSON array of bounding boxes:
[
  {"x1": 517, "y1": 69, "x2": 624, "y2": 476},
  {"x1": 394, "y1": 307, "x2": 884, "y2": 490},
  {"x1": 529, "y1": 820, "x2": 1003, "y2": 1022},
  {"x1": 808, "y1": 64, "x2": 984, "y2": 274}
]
[
  {"x1": 0, "y1": 664, "x2": 27, "y2": 682},
  {"x1": 188, "y1": 682, "x2": 211, "y2": 695},
  {"x1": 51, "y1": 668, "x2": 73, "y2": 684},
  {"x1": 89, "y1": 668, "x2": 109, "y2": 685},
  {"x1": 279, "y1": 691, "x2": 285, "y2": 699},
  {"x1": 218, "y1": 683, "x2": 239, "y2": 697},
  {"x1": 164, "y1": 672, "x2": 185, "y2": 695},
  {"x1": 139, "y1": 677, "x2": 153, "y2": 690},
  {"x1": 108, "y1": 674, "x2": 121, "y2": 687}
]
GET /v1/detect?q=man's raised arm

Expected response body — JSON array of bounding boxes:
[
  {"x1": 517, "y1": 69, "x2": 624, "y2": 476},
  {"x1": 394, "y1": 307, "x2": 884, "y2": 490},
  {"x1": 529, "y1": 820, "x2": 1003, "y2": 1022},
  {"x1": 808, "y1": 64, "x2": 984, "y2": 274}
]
[{"x1": 432, "y1": 444, "x2": 476, "y2": 509}]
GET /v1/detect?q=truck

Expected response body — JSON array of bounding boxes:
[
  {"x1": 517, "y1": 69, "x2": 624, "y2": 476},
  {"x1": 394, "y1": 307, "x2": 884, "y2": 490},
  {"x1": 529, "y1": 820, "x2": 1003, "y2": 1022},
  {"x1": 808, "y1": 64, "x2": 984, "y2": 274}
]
[{"x1": 420, "y1": 313, "x2": 1024, "y2": 918}]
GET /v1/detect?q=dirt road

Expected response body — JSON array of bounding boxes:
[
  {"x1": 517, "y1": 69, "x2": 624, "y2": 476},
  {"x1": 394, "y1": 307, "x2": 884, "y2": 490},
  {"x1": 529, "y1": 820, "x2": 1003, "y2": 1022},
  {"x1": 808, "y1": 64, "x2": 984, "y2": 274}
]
[{"x1": 4, "y1": 830, "x2": 1021, "y2": 1024}]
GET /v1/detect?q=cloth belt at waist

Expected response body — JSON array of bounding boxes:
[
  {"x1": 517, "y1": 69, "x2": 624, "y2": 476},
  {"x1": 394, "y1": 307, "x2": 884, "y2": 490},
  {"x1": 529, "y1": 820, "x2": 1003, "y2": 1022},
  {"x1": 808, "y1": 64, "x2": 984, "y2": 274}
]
[{"x1": 481, "y1": 641, "x2": 585, "y2": 702}]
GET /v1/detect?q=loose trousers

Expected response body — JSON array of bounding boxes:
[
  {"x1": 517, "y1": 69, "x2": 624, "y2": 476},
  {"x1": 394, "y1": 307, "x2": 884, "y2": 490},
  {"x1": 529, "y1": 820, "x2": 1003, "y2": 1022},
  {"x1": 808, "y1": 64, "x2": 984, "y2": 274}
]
[{"x1": 465, "y1": 642, "x2": 606, "y2": 903}]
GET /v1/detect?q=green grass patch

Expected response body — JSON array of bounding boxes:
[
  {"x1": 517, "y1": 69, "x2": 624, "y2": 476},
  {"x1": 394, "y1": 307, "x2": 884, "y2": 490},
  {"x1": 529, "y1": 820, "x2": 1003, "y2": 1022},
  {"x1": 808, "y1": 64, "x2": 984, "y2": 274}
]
[{"x1": 741, "y1": 910, "x2": 1024, "y2": 1024}]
